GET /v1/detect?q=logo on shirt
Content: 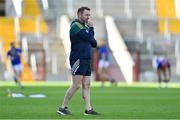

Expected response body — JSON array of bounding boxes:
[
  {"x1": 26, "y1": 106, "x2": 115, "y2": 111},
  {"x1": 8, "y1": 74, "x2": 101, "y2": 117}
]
[{"x1": 86, "y1": 29, "x2": 89, "y2": 33}]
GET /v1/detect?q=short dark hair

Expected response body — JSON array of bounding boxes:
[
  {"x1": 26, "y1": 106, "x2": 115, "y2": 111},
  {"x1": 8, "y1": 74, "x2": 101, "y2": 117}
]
[
  {"x1": 77, "y1": 6, "x2": 90, "y2": 15},
  {"x1": 10, "y1": 42, "x2": 15, "y2": 47}
]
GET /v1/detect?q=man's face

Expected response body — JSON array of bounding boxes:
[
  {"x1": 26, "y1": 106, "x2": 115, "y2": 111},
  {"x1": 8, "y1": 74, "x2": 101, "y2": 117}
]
[
  {"x1": 11, "y1": 43, "x2": 15, "y2": 48},
  {"x1": 78, "y1": 9, "x2": 90, "y2": 24}
]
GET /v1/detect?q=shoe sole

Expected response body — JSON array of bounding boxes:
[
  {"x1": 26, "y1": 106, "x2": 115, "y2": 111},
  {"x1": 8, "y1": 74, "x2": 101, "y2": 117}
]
[
  {"x1": 84, "y1": 113, "x2": 100, "y2": 115},
  {"x1": 57, "y1": 110, "x2": 66, "y2": 115}
]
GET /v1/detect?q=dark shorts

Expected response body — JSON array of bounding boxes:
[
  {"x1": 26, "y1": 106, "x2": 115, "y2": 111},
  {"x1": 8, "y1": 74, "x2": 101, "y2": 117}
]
[
  {"x1": 70, "y1": 59, "x2": 91, "y2": 76},
  {"x1": 157, "y1": 63, "x2": 170, "y2": 70}
]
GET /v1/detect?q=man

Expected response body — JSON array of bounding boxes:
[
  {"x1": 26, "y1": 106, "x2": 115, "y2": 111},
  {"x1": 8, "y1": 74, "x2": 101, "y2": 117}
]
[
  {"x1": 98, "y1": 44, "x2": 110, "y2": 73},
  {"x1": 156, "y1": 57, "x2": 171, "y2": 88},
  {"x1": 7, "y1": 42, "x2": 24, "y2": 89},
  {"x1": 98, "y1": 44, "x2": 116, "y2": 87},
  {"x1": 57, "y1": 7, "x2": 100, "y2": 115}
]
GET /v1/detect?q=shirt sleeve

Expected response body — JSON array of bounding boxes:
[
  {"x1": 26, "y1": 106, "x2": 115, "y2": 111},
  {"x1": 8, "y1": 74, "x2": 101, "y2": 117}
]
[
  {"x1": 17, "y1": 48, "x2": 22, "y2": 53},
  {"x1": 77, "y1": 28, "x2": 97, "y2": 48},
  {"x1": 70, "y1": 22, "x2": 83, "y2": 36},
  {"x1": 7, "y1": 51, "x2": 10, "y2": 57},
  {"x1": 70, "y1": 22, "x2": 97, "y2": 48}
]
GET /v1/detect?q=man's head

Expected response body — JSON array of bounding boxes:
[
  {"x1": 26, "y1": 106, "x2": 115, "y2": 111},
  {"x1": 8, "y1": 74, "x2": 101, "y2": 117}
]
[
  {"x1": 10, "y1": 42, "x2": 15, "y2": 48},
  {"x1": 77, "y1": 6, "x2": 91, "y2": 24}
]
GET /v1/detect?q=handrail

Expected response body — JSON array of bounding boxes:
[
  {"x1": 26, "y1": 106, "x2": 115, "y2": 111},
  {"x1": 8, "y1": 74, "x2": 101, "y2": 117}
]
[
  {"x1": 105, "y1": 16, "x2": 134, "y2": 84},
  {"x1": 60, "y1": 15, "x2": 71, "y2": 68}
]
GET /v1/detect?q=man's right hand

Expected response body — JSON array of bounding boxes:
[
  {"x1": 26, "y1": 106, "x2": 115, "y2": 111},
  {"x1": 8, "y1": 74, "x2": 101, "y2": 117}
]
[{"x1": 87, "y1": 20, "x2": 93, "y2": 27}]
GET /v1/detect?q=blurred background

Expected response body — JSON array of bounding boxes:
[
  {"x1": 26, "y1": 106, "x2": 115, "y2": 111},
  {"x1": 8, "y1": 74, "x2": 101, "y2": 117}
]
[{"x1": 0, "y1": 0, "x2": 180, "y2": 84}]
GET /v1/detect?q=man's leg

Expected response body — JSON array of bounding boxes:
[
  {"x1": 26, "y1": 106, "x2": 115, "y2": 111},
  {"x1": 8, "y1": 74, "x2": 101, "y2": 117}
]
[
  {"x1": 163, "y1": 67, "x2": 170, "y2": 87},
  {"x1": 61, "y1": 75, "x2": 83, "y2": 108},
  {"x1": 167, "y1": 68, "x2": 171, "y2": 82},
  {"x1": 82, "y1": 76, "x2": 91, "y2": 110},
  {"x1": 13, "y1": 69, "x2": 23, "y2": 88},
  {"x1": 157, "y1": 69, "x2": 162, "y2": 87},
  {"x1": 98, "y1": 60, "x2": 106, "y2": 87},
  {"x1": 100, "y1": 69, "x2": 106, "y2": 87},
  {"x1": 82, "y1": 76, "x2": 100, "y2": 115},
  {"x1": 98, "y1": 67, "x2": 104, "y2": 87}
]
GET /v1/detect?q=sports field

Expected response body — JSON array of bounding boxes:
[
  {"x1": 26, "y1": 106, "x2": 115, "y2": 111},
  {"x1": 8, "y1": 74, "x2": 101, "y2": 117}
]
[{"x1": 0, "y1": 81, "x2": 180, "y2": 119}]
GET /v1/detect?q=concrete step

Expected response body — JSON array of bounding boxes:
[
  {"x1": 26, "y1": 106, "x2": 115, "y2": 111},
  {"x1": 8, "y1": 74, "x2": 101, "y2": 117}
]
[
  {"x1": 40, "y1": 0, "x2": 156, "y2": 18},
  {"x1": 0, "y1": 60, "x2": 5, "y2": 80}
]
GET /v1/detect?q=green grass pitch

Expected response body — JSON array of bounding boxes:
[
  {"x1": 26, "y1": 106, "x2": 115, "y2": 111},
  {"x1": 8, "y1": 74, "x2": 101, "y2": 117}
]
[{"x1": 0, "y1": 81, "x2": 180, "y2": 119}]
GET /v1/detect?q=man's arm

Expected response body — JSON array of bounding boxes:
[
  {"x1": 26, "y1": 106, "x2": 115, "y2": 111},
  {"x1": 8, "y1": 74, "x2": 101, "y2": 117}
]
[
  {"x1": 89, "y1": 38, "x2": 97, "y2": 48},
  {"x1": 7, "y1": 51, "x2": 13, "y2": 61},
  {"x1": 7, "y1": 51, "x2": 10, "y2": 57},
  {"x1": 81, "y1": 20, "x2": 97, "y2": 48},
  {"x1": 77, "y1": 28, "x2": 97, "y2": 48},
  {"x1": 17, "y1": 48, "x2": 22, "y2": 56},
  {"x1": 70, "y1": 22, "x2": 97, "y2": 48}
]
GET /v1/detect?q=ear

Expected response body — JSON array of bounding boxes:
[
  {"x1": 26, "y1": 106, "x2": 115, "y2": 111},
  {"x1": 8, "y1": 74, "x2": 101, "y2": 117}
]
[{"x1": 77, "y1": 12, "x2": 80, "y2": 17}]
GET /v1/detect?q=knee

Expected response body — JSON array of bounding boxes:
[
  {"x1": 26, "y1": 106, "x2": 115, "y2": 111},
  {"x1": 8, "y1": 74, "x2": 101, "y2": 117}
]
[
  {"x1": 73, "y1": 83, "x2": 81, "y2": 90},
  {"x1": 83, "y1": 83, "x2": 90, "y2": 89}
]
